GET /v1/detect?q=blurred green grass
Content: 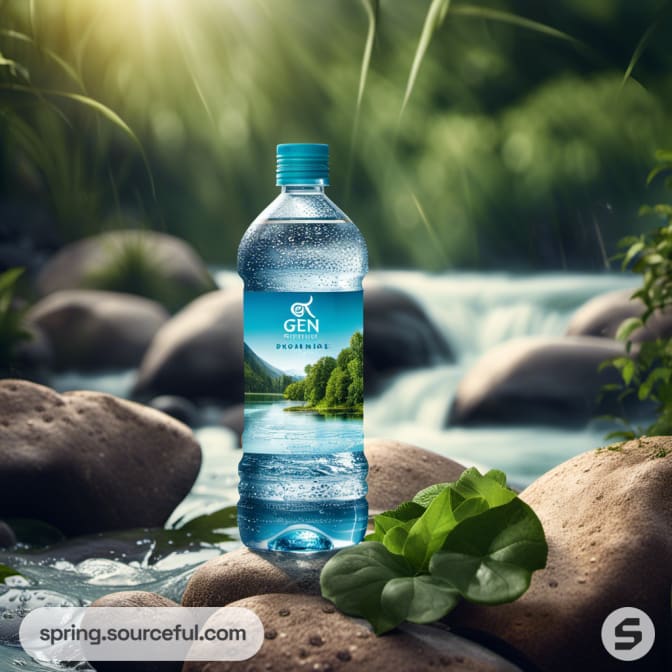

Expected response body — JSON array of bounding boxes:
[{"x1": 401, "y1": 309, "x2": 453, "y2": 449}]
[{"x1": 1, "y1": 0, "x2": 671, "y2": 270}]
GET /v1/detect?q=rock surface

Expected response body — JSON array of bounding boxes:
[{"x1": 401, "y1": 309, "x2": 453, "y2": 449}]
[
  {"x1": 181, "y1": 548, "x2": 330, "y2": 608},
  {"x1": 134, "y1": 290, "x2": 242, "y2": 404},
  {"x1": 365, "y1": 438, "x2": 466, "y2": 514},
  {"x1": 449, "y1": 336, "x2": 626, "y2": 426},
  {"x1": 364, "y1": 284, "x2": 453, "y2": 392},
  {"x1": 91, "y1": 590, "x2": 179, "y2": 609},
  {"x1": 0, "y1": 521, "x2": 15, "y2": 548},
  {"x1": 182, "y1": 593, "x2": 521, "y2": 672},
  {"x1": 27, "y1": 290, "x2": 169, "y2": 371},
  {"x1": 450, "y1": 436, "x2": 672, "y2": 672},
  {"x1": 148, "y1": 395, "x2": 199, "y2": 426},
  {"x1": 36, "y1": 230, "x2": 215, "y2": 311},
  {"x1": 90, "y1": 592, "x2": 180, "y2": 672},
  {"x1": 0, "y1": 379, "x2": 201, "y2": 535},
  {"x1": 566, "y1": 288, "x2": 672, "y2": 342}
]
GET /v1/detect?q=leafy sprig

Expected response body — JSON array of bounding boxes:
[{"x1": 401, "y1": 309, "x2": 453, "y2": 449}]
[{"x1": 320, "y1": 468, "x2": 547, "y2": 634}]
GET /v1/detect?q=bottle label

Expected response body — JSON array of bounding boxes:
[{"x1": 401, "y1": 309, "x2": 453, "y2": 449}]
[{"x1": 242, "y1": 290, "x2": 364, "y2": 454}]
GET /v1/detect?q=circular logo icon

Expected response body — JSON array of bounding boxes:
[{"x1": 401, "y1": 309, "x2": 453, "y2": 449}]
[{"x1": 601, "y1": 607, "x2": 655, "y2": 661}]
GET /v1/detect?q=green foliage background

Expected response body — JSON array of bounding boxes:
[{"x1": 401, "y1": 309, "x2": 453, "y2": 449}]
[{"x1": 1, "y1": 0, "x2": 671, "y2": 271}]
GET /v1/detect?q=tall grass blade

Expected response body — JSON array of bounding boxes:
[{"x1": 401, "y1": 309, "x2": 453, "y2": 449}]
[
  {"x1": 449, "y1": 6, "x2": 582, "y2": 47},
  {"x1": 0, "y1": 84, "x2": 156, "y2": 198},
  {"x1": 0, "y1": 29, "x2": 85, "y2": 90},
  {"x1": 347, "y1": 0, "x2": 378, "y2": 195},
  {"x1": 400, "y1": 0, "x2": 451, "y2": 121},
  {"x1": 620, "y1": 4, "x2": 669, "y2": 89},
  {"x1": 410, "y1": 190, "x2": 448, "y2": 264}
]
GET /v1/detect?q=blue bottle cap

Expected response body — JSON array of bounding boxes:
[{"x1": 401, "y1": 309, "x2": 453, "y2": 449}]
[{"x1": 276, "y1": 143, "x2": 329, "y2": 186}]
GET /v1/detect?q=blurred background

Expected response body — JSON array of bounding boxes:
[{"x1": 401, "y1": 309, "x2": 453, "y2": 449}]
[{"x1": 1, "y1": 0, "x2": 671, "y2": 272}]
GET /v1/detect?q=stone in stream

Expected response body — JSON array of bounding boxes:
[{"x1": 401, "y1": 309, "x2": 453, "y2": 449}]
[
  {"x1": 90, "y1": 591, "x2": 181, "y2": 672},
  {"x1": 182, "y1": 593, "x2": 521, "y2": 672},
  {"x1": 448, "y1": 336, "x2": 627, "y2": 426},
  {"x1": 364, "y1": 282, "x2": 453, "y2": 393},
  {"x1": 148, "y1": 395, "x2": 200, "y2": 427},
  {"x1": 449, "y1": 436, "x2": 672, "y2": 672},
  {"x1": 0, "y1": 521, "x2": 15, "y2": 548},
  {"x1": 566, "y1": 288, "x2": 672, "y2": 342},
  {"x1": 0, "y1": 379, "x2": 201, "y2": 536},
  {"x1": 27, "y1": 290, "x2": 169, "y2": 371},
  {"x1": 36, "y1": 230, "x2": 215, "y2": 312}
]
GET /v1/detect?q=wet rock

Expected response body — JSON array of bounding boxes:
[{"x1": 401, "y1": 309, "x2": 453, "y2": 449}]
[
  {"x1": 134, "y1": 290, "x2": 242, "y2": 404},
  {"x1": 36, "y1": 230, "x2": 215, "y2": 311},
  {"x1": 365, "y1": 438, "x2": 466, "y2": 514},
  {"x1": 448, "y1": 336, "x2": 626, "y2": 426},
  {"x1": 181, "y1": 548, "x2": 330, "y2": 607},
  {"x1": 90, "y1": 592, "x2": 180, "y2": 672},
  {"x1": 566, "y1": 288, "x2": 672, "y2": 342},
  {"x1": 27, "y1": 290, "x2": 169, "y2": 371},
  {"x1": 0, "y1": 379, "x2": 201, "y2": 535},
  {"x1": 182, "y1": 593, "x2": 521, "y2": 672},
  {"x1": 0, "y1": 521, "x2": 15, "y2": 548},
  {"x1": 220, "y1": 403, "x2": 244, "y2": 444},
  {"x1": 364, "y1": 284, "x2": 453, "y2": 393},
  {"x1": 148, "y1": 395, "x2": 199, "y2": 426},
  {"x1": 450, "y1": 436, "x2": 672, "y2": 672}
]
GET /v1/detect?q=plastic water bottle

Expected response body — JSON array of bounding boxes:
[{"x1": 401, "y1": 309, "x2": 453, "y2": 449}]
[{"x1": 237, "y1": 143, "x2": 368, "y2": 552}]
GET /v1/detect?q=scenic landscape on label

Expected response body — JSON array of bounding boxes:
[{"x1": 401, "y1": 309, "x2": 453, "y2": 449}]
[{"x1": 244, "y1": 332, "x2": 363, "y2": 416}]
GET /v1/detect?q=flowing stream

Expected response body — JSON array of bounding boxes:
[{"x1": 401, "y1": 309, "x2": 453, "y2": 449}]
[{"x1": 0, "y1": 270, "x2": 639, "y2": 670}]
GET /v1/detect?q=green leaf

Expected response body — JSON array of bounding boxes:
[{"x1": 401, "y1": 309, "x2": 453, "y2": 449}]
[
  {"x1": 403, "y1": 487, "x2": 458, "y2": 570},
  {"x1": 383, "y1": 500, "x2": 426, "y2": 521},
  {"x1": 412, "y1": 482, "x2": 452, "y2": 508},
  {"x1": 622, "y1": 241, "x2": 645, "y2": 269},
  {"x1": 320, "y1": 541, "x2": 414, "y2": 634},
  {"x1": 383, "y1": 524, "x2": 411, "y2": 555},
  {"x1": 0, "y1": 267, "x2": 24, "y2": 294},
  {"x1": 615, "y1": 317, "x2": 643, "y2": 342},
  {"x1": 0, "y1": 564, "x2": 21, "y2": 583},
  {"x1": 380, "y1": 575, "x2": 460, "y2": 625},
  {"x1": 430, "y1": 498, "x2": 547, "y2": 604},
  {"x1": 6, "y1": 518, "x2": 65, "y2": 547},
  {"x1": 451, "y1": 467, "x2": 516, "y2": 509},
  {"x1": 621, "y1": 359, "x2": 636, "y2": 386}
]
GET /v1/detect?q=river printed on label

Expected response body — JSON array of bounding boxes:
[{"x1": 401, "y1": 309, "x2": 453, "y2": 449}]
[{"x1": 242, "y1": 290, "x2": 364, "y2": 455}]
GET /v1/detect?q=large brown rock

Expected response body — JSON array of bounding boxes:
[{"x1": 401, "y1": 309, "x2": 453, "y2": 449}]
[
  {"x1": 450, "y1": 436, "x2": 672, "y2": 672},
  {"x1": 0, "y1": 379, "x2": 201, "y2": 535},
  {"x1": 36, "y1": 230, "x2": 215, "y2": 311},
  {"x1": 448, "y1": 336, "x2": 626, "y2": 426},
  {"x1": 566, "y1": 288, "x2": 672, "y2": 342},
  {"x1": 134, "y1": 290, "x2": 242, "y2": 404},
  {"x1": 27, "y1": 290, "x2": 169, "y2": 371},
  {"x1": 182, "y1": 593, "x2": 521, "y2": 672},
  {"x1": 364, "y1": 283, "x2": 453, "y2": 392},
  {"x1": 365, "y1": 438, "x2": 466, "y2": 514},
  {"x1": 181, "y1": 548, "x2": 329, "y2": 608}
]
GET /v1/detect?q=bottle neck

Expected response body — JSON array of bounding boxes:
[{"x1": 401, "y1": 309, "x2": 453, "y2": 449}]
[{"x1": 281, "y1": 185, "x2": 326, "y2": 195}]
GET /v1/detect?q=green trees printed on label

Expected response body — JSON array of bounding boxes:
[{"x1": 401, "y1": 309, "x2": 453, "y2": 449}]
[{"x1": 285, "y1": 332, "x2": 364, "y2": 412}]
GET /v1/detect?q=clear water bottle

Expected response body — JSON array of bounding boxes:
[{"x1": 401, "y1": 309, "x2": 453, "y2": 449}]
[{"x1": 237, "y1": 143, "x2": 368, "y2": 552}]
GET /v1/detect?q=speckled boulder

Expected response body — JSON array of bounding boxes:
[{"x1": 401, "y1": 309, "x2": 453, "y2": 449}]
[
  {"x1": 27, "y1": 290, "x2": 169, "y2": 371},
  {"x1": 182, "y1": 593, "x2": 521, "y2": 672},
  {"x1": 448, "y1": 336, "x2": 626, "y2": 426},
  {"x1": 365, "y1": 438, "x2": 466, "y2": 514},
  {"x1": 0, "y1": 379, "x2": 201, "y2": 536},
  {"x1": 450, "y1": 436, "x2": 672, "y2": 672},
  {"x1": 181, "y1": 548, "x2": 329, "y2": 608},
  {"x1": 566, "y1": 288, "x2": 672, "y2": 342}
]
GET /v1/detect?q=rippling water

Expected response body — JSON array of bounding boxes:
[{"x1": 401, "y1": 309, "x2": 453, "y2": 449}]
[{"x1": 1, "y1": 271, "x2": 638, "y2": 670}]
